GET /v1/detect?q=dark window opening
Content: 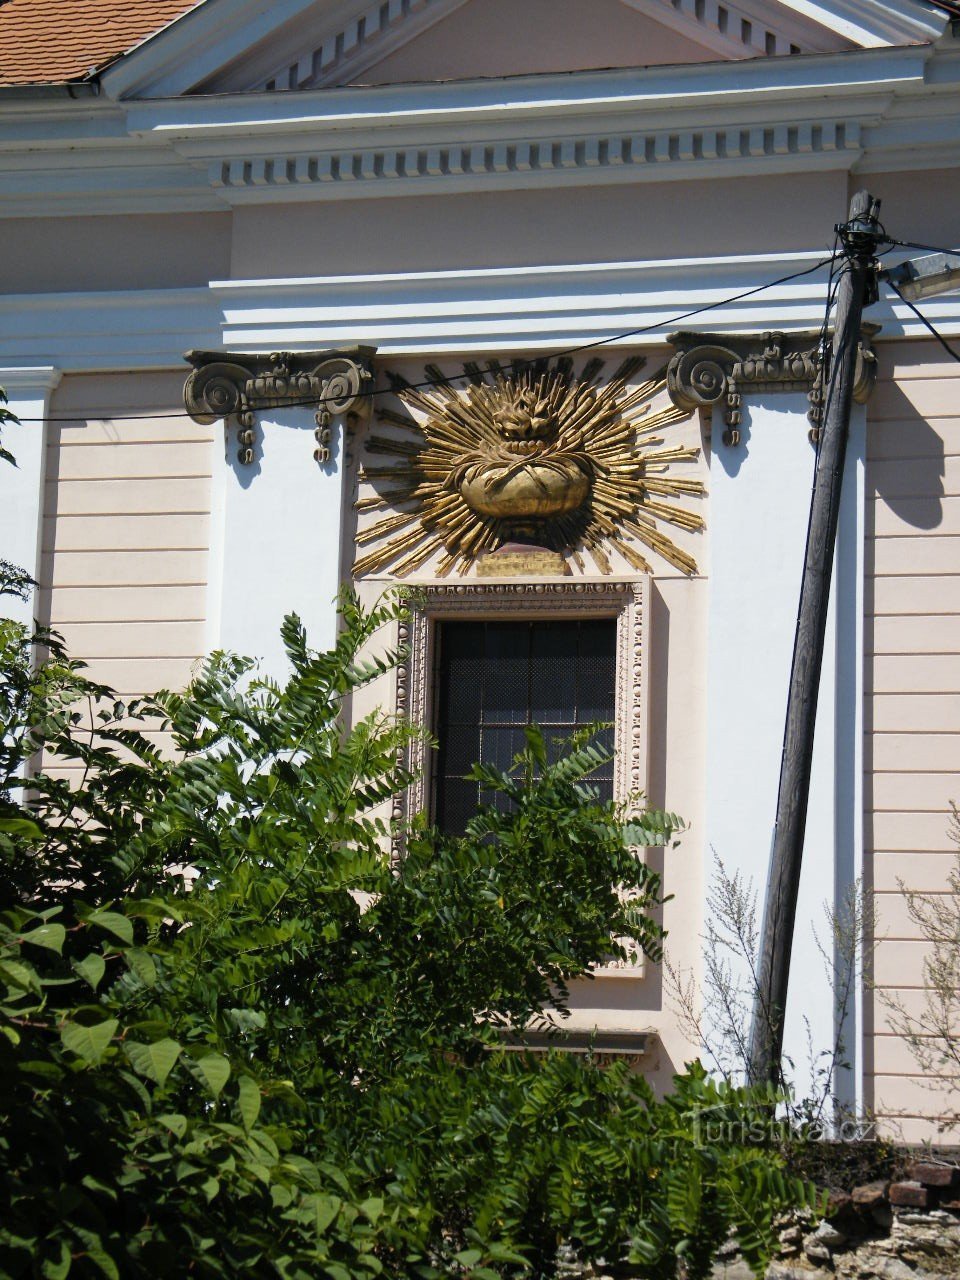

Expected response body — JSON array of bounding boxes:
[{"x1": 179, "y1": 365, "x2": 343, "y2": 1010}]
[{"x1": 433, "y1": 618, "x2": 617, "y2": 835}]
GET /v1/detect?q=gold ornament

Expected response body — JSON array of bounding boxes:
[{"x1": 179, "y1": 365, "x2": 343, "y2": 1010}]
[{"x1": 354, "y1": 355, "x2": 704, "y2": 577}]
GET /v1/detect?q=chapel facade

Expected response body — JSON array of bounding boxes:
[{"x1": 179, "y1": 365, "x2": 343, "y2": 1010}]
[{"x1": 3, "y1": 0, "x2": 960, "y2": 1141}]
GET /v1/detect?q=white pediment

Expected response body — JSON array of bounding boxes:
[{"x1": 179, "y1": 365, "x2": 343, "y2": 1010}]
[{"x1": 100, "y1": 0, "x2": 951, "y2": 99}]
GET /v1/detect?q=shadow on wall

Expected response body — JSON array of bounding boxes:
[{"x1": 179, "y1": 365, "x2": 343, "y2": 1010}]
[{"x1": 868, "y1": 382, "x2": 945, "y2": 531}]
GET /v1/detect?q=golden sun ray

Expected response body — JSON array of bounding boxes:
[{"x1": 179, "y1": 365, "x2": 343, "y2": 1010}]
[{"x1": 353, "y1": 357, "x2": 705, "y2": 578}]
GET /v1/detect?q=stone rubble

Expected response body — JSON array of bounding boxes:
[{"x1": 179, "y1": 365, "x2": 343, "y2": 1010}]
[
  {"x1": 761, "y1": 1160, "x2": 960, "y2": 1280},
  {"x1": 557, "y1": 1161, "x2": 960, "y2": 1280}
]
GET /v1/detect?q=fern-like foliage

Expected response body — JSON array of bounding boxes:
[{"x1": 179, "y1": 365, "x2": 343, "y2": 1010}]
[{"x1": 0, "y1": 575, "x2": 815, "y2": 1278}]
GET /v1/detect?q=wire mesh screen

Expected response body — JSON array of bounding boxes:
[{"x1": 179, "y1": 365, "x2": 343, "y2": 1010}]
[{"x1": 433, "y1": 619, "x2": 617, "y2": 835}]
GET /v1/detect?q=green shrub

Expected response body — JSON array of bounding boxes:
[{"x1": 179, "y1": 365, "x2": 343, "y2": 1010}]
[{"x1": 0, "y1": 574, "x2": 815, "y2": 1278}]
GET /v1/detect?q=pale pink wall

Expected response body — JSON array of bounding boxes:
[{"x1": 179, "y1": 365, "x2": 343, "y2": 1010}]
[
  {"x1": 351, "y1": 0, "x2": 721, "y2": 85},
  {"x1": 865, "y1": 338, "x2": 960, "y2": 1142},
  {"x1": 39, "y1": 371, "x2": 214, "y2": 774},
  {"x1": 231, "y1": 172, "x2": 846, "y2": 278},
  {"x1": 2, "y1": 213, "x2": 232, "y2": 294},
  {"x1": 851, "y1": 171, "x2": 960, "y2": 256}
]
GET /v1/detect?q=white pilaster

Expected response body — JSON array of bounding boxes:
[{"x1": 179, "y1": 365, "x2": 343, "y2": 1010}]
[
  {"x1": 704, "y1": 392, "x2": 861, "y2": 1102},
  {"x1": 215, "y1": 407, "x2": 347, "y2": 679},
  {"x1": 0, "y1": 367, "x2": 61, "y2": 627},
  {"x1": 833, "y1": 405, "x2": 866, "y2": 1120}
]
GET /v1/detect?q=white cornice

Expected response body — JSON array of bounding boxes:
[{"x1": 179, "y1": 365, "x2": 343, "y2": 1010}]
[
  {"x1": 100, "y1": 0, "x2": 323, "y2": 99},
  {"x1": 623, "y1": 0, "x2": 844, "y2": 57},
  {"x1": 96, "y1": 0, "x2": 950, "y2": 102},
  {"x1": 0, "y1": 365, "x2": 62, "y2": 393},
  {"x1": 0, "y1": 42, "x2": 958, "y2": 217},
  {"x1": 0, "y1": 287, "x2": 219, "y2": 372},
  {"x1": 2, "y1": 252, "x2": 958, "y2": 374},
  {"x1": 125, "y1": 46, "x2": 931, "y2": 135},
  {"x1": 779, "y1": 0, "x2": 946, "y2": 47}
]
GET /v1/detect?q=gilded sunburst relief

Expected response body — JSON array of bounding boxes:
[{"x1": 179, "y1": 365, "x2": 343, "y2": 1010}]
[{"x1": 353, "y1": 355, "x2": 704, "y2": 577}]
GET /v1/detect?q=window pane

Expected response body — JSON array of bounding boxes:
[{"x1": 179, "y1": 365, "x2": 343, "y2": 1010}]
[
  {"x1": 434, "y1": 617, "x2": 618, "y2": 834},
  {"x1": 577, "y1": 619, "x2": 617, "y2": 721},
  {"x1": 439, "y1": 623, "x2": 483, "y2": 724},
  {"x1": 530, "y1": 621, "x2": 576, "y2": 723},
  {"x1": 483, "y1": 622, "x2": 528, "y2": 724},
  {"x1": 482, "y1": 726, "x2": 527, "y2": 773},
  {"x1": 435, "y1": 778, "x2": 477, "y2": 837}
]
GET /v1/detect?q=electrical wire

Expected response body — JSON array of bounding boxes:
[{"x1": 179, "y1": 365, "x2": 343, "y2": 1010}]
[
  {"x1": 883, "y1": 237, "x2": 960, "y2": 257},
  {"x1": 5, "y1": 255, "x2": 836, "y2": 425},
  {"x1": 887, "y1": 282, "x2": 960, "y2": 364}
]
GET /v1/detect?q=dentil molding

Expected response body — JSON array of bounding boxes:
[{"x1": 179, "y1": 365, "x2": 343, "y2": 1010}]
[{"x1": 207, "y1": 119, "x2": 863, "y2": 203}]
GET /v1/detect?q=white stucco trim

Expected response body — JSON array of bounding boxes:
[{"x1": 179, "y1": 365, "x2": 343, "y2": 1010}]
[
  {"x1": 100, "y1": 0, "x2": 325, "y2": 99},
  {"x1": 97, "y1": 0, "x2": 948, "y2": 103},
  {"x1": 2, "y1": 255, "x2": 959, "y2": 374},
  {"x1": 780, "y1": 0, "x2": 946, "y2": 46},
  {"x1": 703, "y1": 393, "x2": 842, "y2": 1096},
  {"x1": 0, "y1": 366, "x2": 61, "y2": 629},
  {"x1": 0, "y1": 287, "x2": 220, "y2": 374},
  {"x1": 6, "y1": 41, "x2": 958, "y2": 217},
  {"x1": 833, "y1": 404, "x2": 866, "y2": 1119},
  {"x1": 199, "y1": 120, "x2": 863, "y2": 206},
  {"x1": 215, "y1": 405, "x2": 348, "y2": 677}
]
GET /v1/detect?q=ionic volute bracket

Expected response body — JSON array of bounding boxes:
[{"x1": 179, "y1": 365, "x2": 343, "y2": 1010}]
[
  {"x1": 183, "y1": 346, "x2": 377, "y2": 465},
  {"x1": 666, "y1": 328, "x2": 877, "y2": 447}
]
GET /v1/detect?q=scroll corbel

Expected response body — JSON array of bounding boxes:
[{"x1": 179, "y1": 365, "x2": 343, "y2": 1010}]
[{"x1": 183, "y1": 347, "x2": 377, "y2": 465}]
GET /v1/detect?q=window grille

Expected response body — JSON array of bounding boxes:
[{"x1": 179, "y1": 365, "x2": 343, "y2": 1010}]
[{"x1": 433, "y1": 618, "x2": 616, "y2": 834}]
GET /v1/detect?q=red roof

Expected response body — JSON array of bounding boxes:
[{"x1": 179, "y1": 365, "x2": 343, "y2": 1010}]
[
  {"x1": 0, "y1": 0, "x2": 957, "y2": 89},
  {"x1": 0, "y1": 0, "x2": 198, "y2": 85}
]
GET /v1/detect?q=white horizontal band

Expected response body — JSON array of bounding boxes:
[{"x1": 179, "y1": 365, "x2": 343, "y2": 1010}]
[{"x1": 1, "y1": 252, "x2": 958, "y2": 372}]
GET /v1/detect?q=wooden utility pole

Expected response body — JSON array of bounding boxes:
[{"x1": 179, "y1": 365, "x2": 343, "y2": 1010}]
[{"x1": 748, "y1": 191, "x2": 882, "y2": 1087}]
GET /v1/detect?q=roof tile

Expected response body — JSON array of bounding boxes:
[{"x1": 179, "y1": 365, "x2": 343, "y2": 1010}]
[{"x1": 0, "y1": 0, "x2": 199, "y2": 85}]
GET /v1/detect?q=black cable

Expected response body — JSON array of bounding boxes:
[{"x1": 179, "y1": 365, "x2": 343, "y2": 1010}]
[
  {"x1": 6, "y1": 256, "x2": 836, "y2": 425},
  {"x1": 809, "y1": 239, "x2": 848, "y2": 461},
  {"x1": 884, "y1": 237, "x2": 960, "y2": 256},
  {"x1": 888, "y1": 282, "x2": 960, "y2": 364}
]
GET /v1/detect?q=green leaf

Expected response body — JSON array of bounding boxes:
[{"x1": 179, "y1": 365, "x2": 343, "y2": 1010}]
[
  {"x1": 159, "y1": 1113, "x2": 188, "y2": 1138},
  {"x1": 73, "y1": 952, "x2": 106, "y2": 991},
  {"x1": 237, "y1": 1074, "x2": 261, "y2": 1130},
  {"x1": 0, "y1": 816, "x2": 43, "y2": 838},
  {"x1": 313, "y1": 1194, "x2": 341, "y2": 1234},
  {"x1": 40, "y1": 1240, "x2": 71, "y2": 1280},
  {"x1": 61, "y1": 1018, "x2": 118, "y2": 1066},
  {"x1": 85, "y1": 910, "x2": 133, "y2": 947},
  {"x1": 125, "y1": 1038, "x2": 181, "y2": 1087},
  {"x1": 75, "y1": 1228, "x2": 119, "y2": 1280},
  {"x1": 125, "y1": 947, "x2": 157, "y2": 987},
  {"x1": 194, "y1": 1052, "x2": 231, "y2": 1099},
  {"x1": 0, "y1": 959, "x2": 40, "y2": 994},
  {"x1": 20, "y1": 922, "x2": 66, "y2": 954},
  {"x1": 359, "y1": 1197, "x2": 383, "y2": 1224}
]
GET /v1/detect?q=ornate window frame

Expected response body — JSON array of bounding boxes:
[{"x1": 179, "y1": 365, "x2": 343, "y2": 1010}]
[{"x1": 392, "y1": 577, "x2": 651, "y2": 974}]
